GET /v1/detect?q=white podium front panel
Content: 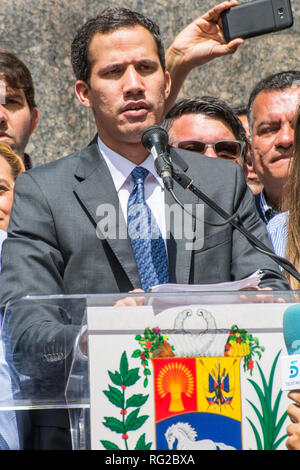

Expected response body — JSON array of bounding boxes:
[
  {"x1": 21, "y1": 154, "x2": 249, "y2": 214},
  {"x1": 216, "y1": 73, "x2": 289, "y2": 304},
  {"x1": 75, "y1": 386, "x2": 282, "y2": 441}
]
[{"x1": 85, "y1": 291, "x2": 296, "y2": 451}]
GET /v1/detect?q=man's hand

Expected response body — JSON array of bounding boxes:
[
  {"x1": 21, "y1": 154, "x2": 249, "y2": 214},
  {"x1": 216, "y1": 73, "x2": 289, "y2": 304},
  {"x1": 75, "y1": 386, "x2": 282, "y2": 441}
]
[
  {"x1": 78, "y1": 329, "x2": 88, "y2": 357},
  {"x1": 114, "y1": 289, "x2": 145, "y2": 307},
  {"x1": 77, "y1": 289, "x2": 145, "y2": 357},
  {"x1": 286, "y1": 390, "x2": 300, "y2": 450},
  {"x1": 239, "y1": 286, "x2": 286, "y2": 304},
  {"x1": 165, "y1": 1, "x2": 244, "y2": 112}
]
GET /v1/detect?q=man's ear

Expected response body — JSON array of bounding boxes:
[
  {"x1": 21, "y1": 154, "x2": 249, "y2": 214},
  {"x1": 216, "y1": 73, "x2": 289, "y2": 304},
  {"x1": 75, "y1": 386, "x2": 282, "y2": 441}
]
[
  {"x1": 29, "y1": 107, "x2": 39, "y2": 136},
  {"x1": 164, "y1": 71, "x2": 171, "y2": 101},
  {"x1": 74, "y1": 80, "x2": 92, "y2": 108}
]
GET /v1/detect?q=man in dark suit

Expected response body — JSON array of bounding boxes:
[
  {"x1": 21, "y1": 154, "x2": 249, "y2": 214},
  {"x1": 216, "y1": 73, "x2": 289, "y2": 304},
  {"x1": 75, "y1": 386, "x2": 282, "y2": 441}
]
[{"x1": 0, "y1": 5, "x2": 289, "y2": 450}]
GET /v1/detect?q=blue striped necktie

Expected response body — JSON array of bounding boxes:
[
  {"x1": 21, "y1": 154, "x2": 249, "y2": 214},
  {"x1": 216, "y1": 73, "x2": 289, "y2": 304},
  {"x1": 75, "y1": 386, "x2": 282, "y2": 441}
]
[
  {"x1": 0, "y1": 433, "x2": 10, "y2": 450},
  {"x1": 127, "y1": 167, "x2": 169, "y2": 291}
]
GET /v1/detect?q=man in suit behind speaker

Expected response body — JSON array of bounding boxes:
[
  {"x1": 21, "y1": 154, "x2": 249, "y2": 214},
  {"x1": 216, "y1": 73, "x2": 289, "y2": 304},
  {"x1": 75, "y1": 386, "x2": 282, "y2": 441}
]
[{"x1": 0, "y1": 4, "x2": 289, "y2": 449}]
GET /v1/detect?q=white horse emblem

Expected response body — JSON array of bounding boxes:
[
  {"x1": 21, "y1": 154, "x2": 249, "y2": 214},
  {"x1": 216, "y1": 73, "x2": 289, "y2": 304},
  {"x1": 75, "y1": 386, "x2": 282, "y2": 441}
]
[{"x1": 165, "y1": 422, "x2": 236, "y2": 450}]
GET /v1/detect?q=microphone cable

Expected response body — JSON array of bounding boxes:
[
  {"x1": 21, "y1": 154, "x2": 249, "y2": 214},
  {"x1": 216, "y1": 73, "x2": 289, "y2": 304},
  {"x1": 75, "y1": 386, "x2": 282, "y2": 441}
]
[{"x1": 169, "y1": 165, "x2": 300, "y2": 283}]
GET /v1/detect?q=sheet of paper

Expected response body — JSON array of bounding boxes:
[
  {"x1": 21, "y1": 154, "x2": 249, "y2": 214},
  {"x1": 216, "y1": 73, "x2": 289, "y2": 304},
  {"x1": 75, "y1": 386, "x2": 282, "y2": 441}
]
[{"x1": 148, "y1": 270, "x2": 263, "y2": 293}]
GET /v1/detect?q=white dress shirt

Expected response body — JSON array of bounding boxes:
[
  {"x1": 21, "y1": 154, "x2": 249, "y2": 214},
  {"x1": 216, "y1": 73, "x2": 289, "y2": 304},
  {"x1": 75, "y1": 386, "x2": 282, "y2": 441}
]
[{"x1": 97, "y1": 136, "x2": 167, "y2": 240}]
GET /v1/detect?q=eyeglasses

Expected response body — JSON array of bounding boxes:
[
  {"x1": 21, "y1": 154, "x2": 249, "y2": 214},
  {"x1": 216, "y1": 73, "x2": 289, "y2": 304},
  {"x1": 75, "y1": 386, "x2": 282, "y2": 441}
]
[{"x1": 171, "y1": 139, "x2": 245, "y2": 160}]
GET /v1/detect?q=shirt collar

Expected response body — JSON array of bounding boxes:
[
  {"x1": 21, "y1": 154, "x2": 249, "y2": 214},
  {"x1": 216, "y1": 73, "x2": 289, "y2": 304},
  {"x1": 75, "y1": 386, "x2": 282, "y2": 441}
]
[
  {"x1": 97, "y1": 135, "x2": 164, "y2": 192},
  {"x1": 259, "y1": 189, "x2": 279, "y2": 223},
  {"x1": 23, "y1": 153, "x2": 33, "y2": 170}
]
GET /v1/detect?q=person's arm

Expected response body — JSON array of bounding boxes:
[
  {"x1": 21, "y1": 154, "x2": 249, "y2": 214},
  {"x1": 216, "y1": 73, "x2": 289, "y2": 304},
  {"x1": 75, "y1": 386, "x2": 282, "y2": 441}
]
[
  {"x1": 0, "y1": 172, "x2": 80, "y2": 380},
  {"x1": 165, "y1": 0, "x2": 244, "y2": 113}
]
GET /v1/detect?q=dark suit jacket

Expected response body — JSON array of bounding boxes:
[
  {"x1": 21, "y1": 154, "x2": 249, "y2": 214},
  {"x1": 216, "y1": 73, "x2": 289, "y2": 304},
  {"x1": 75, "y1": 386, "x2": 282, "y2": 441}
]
[
  {"x1": 255, "y1": 192, "x2": 265, "y2": 222},
  {"x1": 0, "y1": 138, "x2": 289, "y2": 448}
]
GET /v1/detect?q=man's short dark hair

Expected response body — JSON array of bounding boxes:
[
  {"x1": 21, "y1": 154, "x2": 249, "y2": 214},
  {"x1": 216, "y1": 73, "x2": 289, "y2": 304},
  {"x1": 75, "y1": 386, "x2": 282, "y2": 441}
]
[
  {"x1": 71, "y1": 7, "x2": 166, "y2": 85},
  {"x1": 231, "y1": 103, "x2": 248, "y2": 117},
  {"x1": 248, "y1": 70, "x2": 300, "y2": 130},
  {"x1": 163, "y1": 96, "x2": 248, "y2": 162},
  {"x1": 0, "y1": 48, "x2": 36, "y2": 112}
]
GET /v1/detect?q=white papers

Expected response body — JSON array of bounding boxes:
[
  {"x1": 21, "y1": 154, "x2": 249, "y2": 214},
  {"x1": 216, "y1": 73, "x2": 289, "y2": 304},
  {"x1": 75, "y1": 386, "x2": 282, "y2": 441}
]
[{"x1": 148, "y1": 270, "x2": 263, "y2": 293}]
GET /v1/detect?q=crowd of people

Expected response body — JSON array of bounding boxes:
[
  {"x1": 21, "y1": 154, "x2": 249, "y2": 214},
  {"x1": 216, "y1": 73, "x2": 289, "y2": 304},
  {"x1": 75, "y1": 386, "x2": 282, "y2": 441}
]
[{"x1": 0, "y1": 0, "x2": 299, "y2": 451}]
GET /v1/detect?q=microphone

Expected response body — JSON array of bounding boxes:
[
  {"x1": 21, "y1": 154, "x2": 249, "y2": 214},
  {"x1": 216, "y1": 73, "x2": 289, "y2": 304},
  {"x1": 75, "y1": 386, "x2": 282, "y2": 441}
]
[
  {"x1": 281, "y1": 304, "x2": 300, "y2": 391},
  {"x1": 141, "y1": 125, "x2": 173, "y2": 190},
  {"x1": 283, "y1": 304, "x2": 300, "y2": 355}
]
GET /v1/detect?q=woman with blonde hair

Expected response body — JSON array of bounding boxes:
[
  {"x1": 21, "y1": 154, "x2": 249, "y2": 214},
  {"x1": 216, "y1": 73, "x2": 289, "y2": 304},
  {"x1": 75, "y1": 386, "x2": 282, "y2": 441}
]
[
  {"x1": 282, "y1": 106, "x2": 300, "y2": 290},
  {"x1": 0, "y1": 141, "x2": 25, "y2": 450},
  {"x1": 281, "y1": 106, "x2": 300, "y2": 450},
  {"x1": 0, "y1": 142, "x2": 25, "y2": 232}
]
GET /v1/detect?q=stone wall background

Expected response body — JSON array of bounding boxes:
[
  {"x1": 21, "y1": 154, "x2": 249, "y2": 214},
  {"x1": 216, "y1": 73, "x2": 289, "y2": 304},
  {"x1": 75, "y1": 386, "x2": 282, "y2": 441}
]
[{"x1": 0, "y1": 0, "x2": 299, "y2": 165}]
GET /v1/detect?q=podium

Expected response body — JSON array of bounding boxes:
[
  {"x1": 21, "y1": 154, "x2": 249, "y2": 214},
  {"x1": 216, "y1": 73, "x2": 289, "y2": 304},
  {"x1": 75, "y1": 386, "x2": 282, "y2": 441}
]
[{"x1": 1, "y1": 289, "x2": 299, "y2": 450}]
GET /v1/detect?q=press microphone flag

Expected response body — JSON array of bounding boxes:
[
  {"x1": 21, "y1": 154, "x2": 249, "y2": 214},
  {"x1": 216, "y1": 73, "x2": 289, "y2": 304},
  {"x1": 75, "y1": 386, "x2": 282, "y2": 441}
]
[
  {"x1": 281, "y1": 304, "x2": 300, "y2": 391},
  {"x1": 283, "y1": 304, "x2": 300, "y2": 355}
]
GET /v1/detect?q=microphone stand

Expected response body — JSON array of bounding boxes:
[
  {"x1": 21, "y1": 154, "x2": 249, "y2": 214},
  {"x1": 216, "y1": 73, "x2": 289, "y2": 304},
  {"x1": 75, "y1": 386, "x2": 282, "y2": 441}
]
[{"x1": 170, "y1": 165, "x2": 300, "y2": 284}]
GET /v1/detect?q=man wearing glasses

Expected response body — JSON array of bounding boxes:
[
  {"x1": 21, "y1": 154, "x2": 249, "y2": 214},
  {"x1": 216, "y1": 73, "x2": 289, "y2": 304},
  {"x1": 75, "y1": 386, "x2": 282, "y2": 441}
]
[
  {"x1": 163, "y1": 96, "x2": 248, "y2": 174},
  {"x1": 164, "y1": 96, "x2": 289, "y2": 261}
]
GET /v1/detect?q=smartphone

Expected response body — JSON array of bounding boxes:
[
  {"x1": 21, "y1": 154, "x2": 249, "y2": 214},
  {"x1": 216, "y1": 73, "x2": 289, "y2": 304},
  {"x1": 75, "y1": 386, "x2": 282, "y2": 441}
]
[{"x1": 221, "y1": 0, "x2": 294, "y2": 42}]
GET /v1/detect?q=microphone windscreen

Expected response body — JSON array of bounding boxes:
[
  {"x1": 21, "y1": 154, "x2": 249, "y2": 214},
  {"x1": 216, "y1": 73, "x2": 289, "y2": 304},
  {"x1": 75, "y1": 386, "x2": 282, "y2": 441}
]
[
  {"x1": 141, "y1": 125, "x2": 168, "y2": 152},
  {"x1": 283, "y1": 304, "x2": 300, "y2": 355}
]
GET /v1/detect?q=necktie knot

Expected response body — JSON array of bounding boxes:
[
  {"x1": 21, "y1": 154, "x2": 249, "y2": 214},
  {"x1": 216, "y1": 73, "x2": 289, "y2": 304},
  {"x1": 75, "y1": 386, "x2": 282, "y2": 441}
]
[{"x1": 131, "y1": 167, "x2": 149, "y2": 186}]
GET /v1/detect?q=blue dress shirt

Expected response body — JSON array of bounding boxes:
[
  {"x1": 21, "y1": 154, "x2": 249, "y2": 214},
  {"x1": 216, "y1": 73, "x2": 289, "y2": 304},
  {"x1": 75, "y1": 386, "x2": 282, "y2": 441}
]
[{"x1": 255, "y1": 191, "x2": 288, "y2": 261}]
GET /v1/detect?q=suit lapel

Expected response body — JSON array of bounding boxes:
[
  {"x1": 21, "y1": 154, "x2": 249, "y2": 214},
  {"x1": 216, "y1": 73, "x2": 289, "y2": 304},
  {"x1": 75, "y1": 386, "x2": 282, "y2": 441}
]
[
  {"x1": 72, "y1": 143, "x2": 197, "y2": 288},
  {"x1": 166, "y1": 148, "x2": 198, "y2": 284},
  {"x1": 73, "y1": 141, "x2": 141, "y2": 289}
]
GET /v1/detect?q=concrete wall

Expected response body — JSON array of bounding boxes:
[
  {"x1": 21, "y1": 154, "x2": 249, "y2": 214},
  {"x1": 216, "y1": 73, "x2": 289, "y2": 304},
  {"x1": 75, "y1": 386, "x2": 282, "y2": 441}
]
[{"x1": 1, "y1": 0, "x2": 299, "y2": 165}]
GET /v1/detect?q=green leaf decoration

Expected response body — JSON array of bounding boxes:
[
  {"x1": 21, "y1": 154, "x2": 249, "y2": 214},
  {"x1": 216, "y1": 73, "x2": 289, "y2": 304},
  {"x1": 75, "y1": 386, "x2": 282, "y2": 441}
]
[
  {"x1": 272, "y1": 432, "x2": 288, "y2": 450},
  {"x1": 103, "y1": 385, "x2": 124, "y2": 409},
  {"x1": 133, "y1": 327, "x2": 174, "y2": 387},
  {"x1": 246, "y1": 398, "x2": 268, "y2": 445},
  {"x1": 246, "y1": 417, "x2": 263, "y2": 450},
  {"x1": 120, "y1": 351, "x2": 129, "y2": 379},
  {"x1": 273, "y1": 410, "x2": 288, "y2": 443},
  {"x1": 108, "y1": 370, "x2": 123, "y2": 386},
  {"x1": 126, "y1": 393, "x2": 149, "y2": 408},
  {"x1": 123, "y1": 368, "x2": 140, "y2": 386},
  {"x1": 103, "y1": 416, "x2": 124, "y2": 434},
  {"x1": 255, "y1": 362, "x2": 272, "y2": 445},
  {"x1": 135, "y1": 433, "x2": 152, "y2": 450},
  {"x1": 246, "y1": 350, "x2": 288, "y2": 450},
  {"x1": 102, "y1": 351, "x2": 151, "y2": 450},
  {"x1": 225, "y1": 324, "x2": 265, "y2": 374},
  {"x1": 125, "y1": 408, "x2": 149, "y2": 432},
  {"x1": 272, "y1": 392, "x2": 285, "y2": 441},
  {"x1": 268, "y1": 351, "x2": 281, "y2": 390},
  {"x1": 100, "y1": 440, "x2": 121, "y2": 450},
  {"x1": 132, "y1": 349, "x2": 142, "y2": 358}
]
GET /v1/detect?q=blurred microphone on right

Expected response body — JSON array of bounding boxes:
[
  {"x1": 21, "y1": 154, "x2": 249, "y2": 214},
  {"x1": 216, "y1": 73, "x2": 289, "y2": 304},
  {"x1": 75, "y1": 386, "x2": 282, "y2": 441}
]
[
  {"x1": 283, "y1": 304, "x2": 300, "y2": 355},
  {"x1": 281, "y1": 304, "x2": 300, "y2": 391}
]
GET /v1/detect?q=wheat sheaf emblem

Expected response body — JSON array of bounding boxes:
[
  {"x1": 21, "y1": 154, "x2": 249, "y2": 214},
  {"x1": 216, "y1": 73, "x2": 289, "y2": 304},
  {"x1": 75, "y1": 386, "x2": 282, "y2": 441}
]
[{"x1": 156, "y1": 362, "x2": 195, "y2": 412}]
